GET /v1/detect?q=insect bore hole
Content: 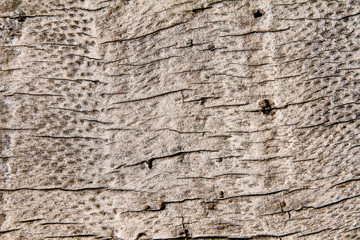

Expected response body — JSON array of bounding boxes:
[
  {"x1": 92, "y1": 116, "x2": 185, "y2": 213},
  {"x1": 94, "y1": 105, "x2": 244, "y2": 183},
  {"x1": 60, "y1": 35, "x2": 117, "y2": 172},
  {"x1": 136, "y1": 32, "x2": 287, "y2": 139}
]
[
  {"x1": 258, "y1": 99, "x2": 272, "y2": 114},
  {"x1": 253, "y1": 9, "x2": 264, "y2": 18},
  {"x1": 18, "y1": 16, "x2": 26, "y2": 22}
]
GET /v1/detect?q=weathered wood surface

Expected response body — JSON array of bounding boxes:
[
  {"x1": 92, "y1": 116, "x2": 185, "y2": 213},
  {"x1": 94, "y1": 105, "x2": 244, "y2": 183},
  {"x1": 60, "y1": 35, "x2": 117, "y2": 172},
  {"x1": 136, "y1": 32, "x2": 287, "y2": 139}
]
[{"x1": 1, "y1": 0, "x2": 360, "y2": 239}]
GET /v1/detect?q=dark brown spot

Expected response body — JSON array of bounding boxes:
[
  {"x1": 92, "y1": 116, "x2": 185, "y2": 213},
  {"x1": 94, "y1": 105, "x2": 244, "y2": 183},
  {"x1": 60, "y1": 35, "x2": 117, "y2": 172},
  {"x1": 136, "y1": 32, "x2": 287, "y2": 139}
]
[
  {"x1": 192, "y1": 6, "x2": 212, "y2": 13},
  {"x1": 258, "y1": 99, "x2": 272, "y2": 114},
  {"x1": 136, "y1": 232, "x2": 146, "y2": 240},
  {"x1": 253, "y1": 9, "x2": 264, "y2": 18},
  {"x1": 17, "y1": 16, "x2": 26, "y2": 22},
  {"x1": 207, "y1": 202, "x2": 216, "y2": 210},
  {"x1": 159, "y1": 201, "x2": 166, "y2": 210},
  {"x1": 186, "y1": 39, "x2": 193, "y2": 47},
  {"x1": 145, "y1": 159, "x2": 153, "y2": 169},
  {"x1": 207, "y1": 44, "x2": 215, "y2": 51},
  {"x1": 218, "y1": 191, "x2": 224, "y2": 198}
]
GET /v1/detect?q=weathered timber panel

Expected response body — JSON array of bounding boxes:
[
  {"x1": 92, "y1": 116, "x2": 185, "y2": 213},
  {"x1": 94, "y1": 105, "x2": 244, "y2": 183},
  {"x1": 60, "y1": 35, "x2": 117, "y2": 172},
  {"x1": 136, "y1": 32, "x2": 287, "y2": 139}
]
[{"x1": 1, "y1": 0, "x2": 360, "y2": 239}]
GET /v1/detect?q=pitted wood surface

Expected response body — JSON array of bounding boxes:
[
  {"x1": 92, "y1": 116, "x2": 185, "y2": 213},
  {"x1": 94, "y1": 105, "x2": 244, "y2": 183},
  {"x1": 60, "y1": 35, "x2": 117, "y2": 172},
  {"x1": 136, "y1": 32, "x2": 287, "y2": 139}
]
[{"x1": 1, "y1": 0, "x2": 360, "y2": 239}]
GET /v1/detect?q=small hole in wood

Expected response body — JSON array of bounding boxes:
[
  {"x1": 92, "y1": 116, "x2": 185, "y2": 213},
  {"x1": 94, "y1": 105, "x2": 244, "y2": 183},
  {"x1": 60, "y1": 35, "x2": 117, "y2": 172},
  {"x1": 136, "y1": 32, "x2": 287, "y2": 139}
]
[
  {"x1": 145, "y1": 159, "x2": 153, "y2": 169},
  {"x1": 253, "y1": 10, "x2": 264, "y2": 18},
  {"x1": 258, "y1": 99, "x2": 272, "y2": 114},
  {"x1": 18, "y1": 16, "x2": 26, "y2": 22},
  {"x1": 218, "y1": 191, "x2": 224, "y2": 198}
]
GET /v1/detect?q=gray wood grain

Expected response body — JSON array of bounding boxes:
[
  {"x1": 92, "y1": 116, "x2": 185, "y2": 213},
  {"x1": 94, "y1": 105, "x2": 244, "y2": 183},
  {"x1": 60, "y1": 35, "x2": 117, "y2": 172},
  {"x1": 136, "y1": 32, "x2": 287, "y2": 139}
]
[{"x1": 1, "y1": 0, "x2": 360, "y2": 239}]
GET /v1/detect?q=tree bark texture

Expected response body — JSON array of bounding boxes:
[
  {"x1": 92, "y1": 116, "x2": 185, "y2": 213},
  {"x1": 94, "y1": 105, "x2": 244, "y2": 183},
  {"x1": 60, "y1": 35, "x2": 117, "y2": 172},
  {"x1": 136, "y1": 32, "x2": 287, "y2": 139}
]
[{"x1": 1, "y1": 0, "x2": 360, "y2": 239}]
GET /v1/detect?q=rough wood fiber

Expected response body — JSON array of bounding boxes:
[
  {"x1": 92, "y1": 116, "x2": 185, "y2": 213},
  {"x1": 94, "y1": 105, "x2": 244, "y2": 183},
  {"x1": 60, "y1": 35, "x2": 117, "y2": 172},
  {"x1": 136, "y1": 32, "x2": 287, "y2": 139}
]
[{"x1": 1, "y1": 0, "x2": 360, "y2": 239}]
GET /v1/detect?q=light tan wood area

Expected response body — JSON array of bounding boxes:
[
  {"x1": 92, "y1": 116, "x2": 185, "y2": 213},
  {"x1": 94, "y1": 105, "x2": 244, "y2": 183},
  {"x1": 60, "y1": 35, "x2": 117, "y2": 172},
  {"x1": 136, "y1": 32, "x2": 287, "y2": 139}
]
[{"x1": 1, "y1": 0, "x2": 360, "y2": 239}]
